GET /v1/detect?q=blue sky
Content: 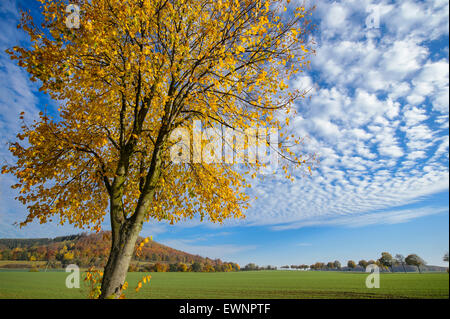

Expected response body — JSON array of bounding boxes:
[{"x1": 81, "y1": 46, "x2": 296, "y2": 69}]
[{"x1": 0, "y1": 0, "x2": 448, "y2": 267}]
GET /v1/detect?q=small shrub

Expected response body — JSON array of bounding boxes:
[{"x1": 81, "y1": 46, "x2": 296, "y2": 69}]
[{"x1": 128, "y1": 264, "x2": 138, "y2": 272}]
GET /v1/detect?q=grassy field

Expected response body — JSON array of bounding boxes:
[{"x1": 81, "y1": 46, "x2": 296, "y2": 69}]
[{"x1": 0, "y1": 270, "x2": 448, "y2": 299}]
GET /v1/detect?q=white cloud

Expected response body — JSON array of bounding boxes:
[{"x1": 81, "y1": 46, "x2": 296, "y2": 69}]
[
  {"x1": 382, "y1": 40, "x2": 428, "y2": 77},
  {"x1": 384, "y1": 0, "x2": 449, "y2": 41},
  {"x1": 410, "y1": 59, "x2": 449, "y2": 113},
  {"x1": 237, "y1": 0, "x2": 449, "y2": 229},
  {"x1": 271, "y1": 206, "x2": 449, "y2": 230}
]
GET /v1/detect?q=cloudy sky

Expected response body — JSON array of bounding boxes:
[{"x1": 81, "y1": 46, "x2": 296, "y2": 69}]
[{"x1": 0, "y1": 0, "x2": 448, "y2": 267}]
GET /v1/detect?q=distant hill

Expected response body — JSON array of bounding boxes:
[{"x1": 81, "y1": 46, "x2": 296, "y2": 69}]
[
  {"x1": 0, "y1": 234, "x2": 82, "y2": 250},
  {"x1": 0, "y1": 231, "x2": 237, "y2": 271}
]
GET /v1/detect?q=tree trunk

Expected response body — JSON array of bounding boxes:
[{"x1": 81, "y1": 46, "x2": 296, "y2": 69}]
[
  {"x1": 417, "y1": 265, "x2": 421, "y2": 274},
  {"x1": 98, "y1": 128, "x2": 165, "y2": 299},
  {"x1": 99, "y1": 220, "x2": 142, "y2": 299}
]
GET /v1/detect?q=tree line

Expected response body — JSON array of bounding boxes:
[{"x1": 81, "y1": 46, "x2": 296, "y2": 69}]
[
  {"x1": 131, "y1": 261, "x2": 240, "y2": 273},
  {"x1": 282, "y1": 252, "x2": 449, "y2": 273},
  {"x1": 241, "y1": 263, "x2": 278, "y2": 271}
]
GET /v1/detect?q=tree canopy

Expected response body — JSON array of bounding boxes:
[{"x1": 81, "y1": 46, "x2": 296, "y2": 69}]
[
  {"x1": 3, "y1": 0, "x2": 315, "y2": 232},
  {"x1": 405, "y1": 254, "x2": 426, "y2": 273}
]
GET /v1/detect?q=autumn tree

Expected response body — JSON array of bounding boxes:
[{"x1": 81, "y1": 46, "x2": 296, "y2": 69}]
[
  {"x1": 190, "y1": 262, "x2": 202, "y2": 272},
  {"x1": 177, "y1": 262, "x2": 188, "y2": 272},
  {"x1": 347, "y1": 260, "x2": 356, "y2": 270},
  {"x1": 405, "y1": 254, "x2": 426, "y2": 274},
  {"x1": 314, "y1": 262, "x2": 324, "y2": 270},
  {"x1": 333, "y1": 260, "x2": 341, "y2": 270},
  {"x1": 444, "y1": 252, "x2": 449, "y2": 273},
  {"x1": 378, "y1": 252, "x2": 394, "y2": 272},
  {"x1": 358, "y1": 259, "x2": 368, "y2": 270},
  {"x1": 395, "y1": 254, "x2": 407, "y2": 273},
  {"x1": 3, "y1": 0, "x2": 315, "y2": 298}
]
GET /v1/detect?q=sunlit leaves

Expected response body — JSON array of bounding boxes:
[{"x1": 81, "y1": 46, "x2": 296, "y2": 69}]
[
  {"x1": 3, "y1": 0, "x2": 315, "y2": 231},
  {"x1": 135, "y1": 275, "x2": 151, "y2": 293}
]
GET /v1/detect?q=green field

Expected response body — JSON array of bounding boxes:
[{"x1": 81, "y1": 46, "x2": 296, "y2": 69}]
[{"x1": 0, "y1": 270, "x2": 448, "y2": 299}]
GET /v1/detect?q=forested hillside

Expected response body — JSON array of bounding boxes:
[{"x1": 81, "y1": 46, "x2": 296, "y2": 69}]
[{"x1": 0, "y1": 232, "x2": 239, "y2": 272}]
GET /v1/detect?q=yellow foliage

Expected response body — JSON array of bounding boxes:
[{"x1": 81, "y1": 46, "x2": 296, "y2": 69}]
[
  {"x1": 63, "y1": 252, "x2": 74, "y2": 261},
  {"x1": 84, "y1": 267, "x2": 103, "y2": 299},
  {"x1": 3, "y1": 4, "x2": 317, "y2": 299}
]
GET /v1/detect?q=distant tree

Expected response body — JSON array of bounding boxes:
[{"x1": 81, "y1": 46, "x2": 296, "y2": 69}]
[
  {"x1": 203, "y1": 264, "x2": 215, "y2": 272},
  {"x1": 169, "y1": 263, "x2": 178, "y2": 272},
  {"x1": 334, "y1": 260, "x2": 341, "y2": 270},
  {"x1": 314, "y1": 262, "x2": 325, "y2": 270},
  {"x1": 375, "y1": 260, "x2": 382, "y2": 268},
  {"x1": 63, "y1": 251, "x2": 74, "y2": 262},
  {"x1": 154, "y1": 262, "x2": 169, "y2": 272},
  {"x1": 368, "y1": 260, "x2": 376, "y2": 265},
  {"x1": 358, "y1": 260, "x2": 369, "y2": 270},
  {"x1": 327, "y1": 262, "x2": 335, "y2": 270},
  {"x1": 405, "y1": 254, "x2": 426, "y2": 273},
  {"x1": 223, "y1": 263, "x2": 233, "y2": 272},
  {"x1": 244, "y1": 263, "x2": 258, "y2": 271},
  {"x1": 231, "y1": 263, "x2": 240, "y2": 272},
  {"x1": 177, "y1": 263, "x2": 188, "y2": 272},
  {"x1": 128, "y1": 263, "x2": 139, "y2": 272},
  {"x1": 281, "y1": 265, "x2": 290, "y2": 269},
  {"x1": 347, "y1": 260, "x2": 356, "y2": 270},
  {"x1": 378, "y1": 252, "x2": 394, "y2": 272},
  {"x1": 443, "y1": 252, "x2": 449, "y2": 273},
  {"x1": 214, "y1": 264, "x2": 225, "y2": 272},
  {"x1": 0, "y1": 249, "x2": 11, "y2": 260},
  {"x1": 310, "y1": 264, "x2": 316, "y2": 270},
  {"x1": 395, "y1": 254, "x2": 407, "y2": 273},
  {"x1": 190, "y1": 262, "x2": 202, "y2": 272}
]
